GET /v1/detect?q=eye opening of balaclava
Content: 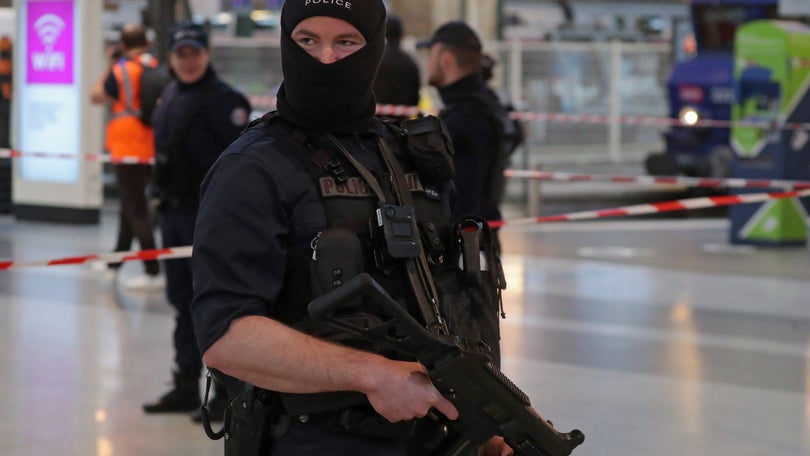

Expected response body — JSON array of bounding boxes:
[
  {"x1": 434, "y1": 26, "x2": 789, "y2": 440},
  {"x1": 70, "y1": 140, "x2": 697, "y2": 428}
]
[{"x1": 276, "y1": 0, "x2": 387, "y2": 133}]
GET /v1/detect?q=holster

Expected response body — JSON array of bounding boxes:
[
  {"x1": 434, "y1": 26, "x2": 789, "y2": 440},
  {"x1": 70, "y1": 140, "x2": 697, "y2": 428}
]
[{"x1": 210, "y1": 370, "x2": 281, "y2": 456}]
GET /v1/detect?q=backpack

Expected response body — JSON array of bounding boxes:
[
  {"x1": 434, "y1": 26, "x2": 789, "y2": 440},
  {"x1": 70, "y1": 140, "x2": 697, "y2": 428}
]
[
  {"x1": 138, "y1": 64, "x2": 171, "y2": 126},
  {"x1": 118, "y1": 56, "x2": 171, "y2": 126}
]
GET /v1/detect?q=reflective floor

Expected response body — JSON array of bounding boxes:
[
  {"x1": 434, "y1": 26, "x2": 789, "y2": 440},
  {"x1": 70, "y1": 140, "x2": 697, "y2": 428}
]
[{"x1": 1, "y1": 203, "x2": 809, "y2": 455}]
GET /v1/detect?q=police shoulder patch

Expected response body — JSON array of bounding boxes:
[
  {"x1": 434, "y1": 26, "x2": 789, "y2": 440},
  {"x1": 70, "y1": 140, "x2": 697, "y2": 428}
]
[{"x1": 230, "y1": 107, "x2": 249, "y2": 126}]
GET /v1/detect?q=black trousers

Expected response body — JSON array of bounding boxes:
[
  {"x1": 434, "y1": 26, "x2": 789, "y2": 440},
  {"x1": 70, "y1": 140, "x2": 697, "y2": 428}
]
[
  {"x1": 160, "y1": 205, "x2": 202, "y2": 374},
  {"x1": 113, "y1": 164, "x2": 159, "y2": 275}
]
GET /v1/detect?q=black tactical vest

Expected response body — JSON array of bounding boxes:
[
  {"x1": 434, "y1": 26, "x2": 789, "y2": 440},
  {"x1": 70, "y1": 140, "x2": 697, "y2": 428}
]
[{"x1": 252, "y1": 113, "x2": 503, "y2": 363}]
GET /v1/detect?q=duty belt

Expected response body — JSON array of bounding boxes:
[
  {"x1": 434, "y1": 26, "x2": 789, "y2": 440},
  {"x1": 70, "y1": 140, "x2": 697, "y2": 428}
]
[{"x1": 295, "y1": 407, "x2": 417, "y2": 440}]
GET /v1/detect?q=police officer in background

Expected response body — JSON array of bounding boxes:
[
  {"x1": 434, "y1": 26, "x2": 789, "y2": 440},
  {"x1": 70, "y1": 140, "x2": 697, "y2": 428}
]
[
  {"x1": 190, "y1": 1, "x2": 511, "y2": 455},
  {"x1": 142, "y1": 22, "x2": 251, "y2": 419},
  {"x1": 418, "y1": 21, "x2": 510, "y2": 227},
  {"x1": 373, "y1": 14, "x2": 421, "y2": 118}
]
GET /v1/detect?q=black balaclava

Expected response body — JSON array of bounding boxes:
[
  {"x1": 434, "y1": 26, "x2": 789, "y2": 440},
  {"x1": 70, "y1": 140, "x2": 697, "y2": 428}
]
[{"x1": 276, "y1": 0, "x2": 386, "y2": 133}]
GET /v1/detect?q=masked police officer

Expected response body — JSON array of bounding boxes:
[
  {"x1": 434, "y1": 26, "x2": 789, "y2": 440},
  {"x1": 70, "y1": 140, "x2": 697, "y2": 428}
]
[{"x1": 191, "y1": 2, "x2": 511, "y2": 455}]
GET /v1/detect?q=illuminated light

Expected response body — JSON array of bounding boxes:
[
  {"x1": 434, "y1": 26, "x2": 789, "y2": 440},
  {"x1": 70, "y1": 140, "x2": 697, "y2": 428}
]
[
  {"x1": 250, "y1": 9, "x2": 276, "y2": 23},
  {"x1": 215, "y1": 12, "x2": 232, "y2": 25},
  {"x1": 94, "y1": 409, "x2": 107, "y2": 423},
  {"x1": 664, "y1": 299, "x2": 703, "y2": 433},
  {"x1": 679, "y1": 106, "x2": 700, "y2": 126},
  {"x1": 670, "y1": 303, "x2": 693, "y2": 324},
  {"x1": 96, "y1": 437, "x2": 112, "y2": 456}
]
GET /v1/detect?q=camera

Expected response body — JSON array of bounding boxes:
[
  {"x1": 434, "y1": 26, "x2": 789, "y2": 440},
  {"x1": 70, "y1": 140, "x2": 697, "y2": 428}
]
[{"x1": 376, "y1": 204, "x2": 420, "y2": 258}]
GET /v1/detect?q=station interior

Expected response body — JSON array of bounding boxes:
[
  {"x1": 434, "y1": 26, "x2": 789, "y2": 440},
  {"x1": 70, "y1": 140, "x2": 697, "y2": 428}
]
[{"x1": 2, "y1": 1, "x2": 810, "y2": 455}]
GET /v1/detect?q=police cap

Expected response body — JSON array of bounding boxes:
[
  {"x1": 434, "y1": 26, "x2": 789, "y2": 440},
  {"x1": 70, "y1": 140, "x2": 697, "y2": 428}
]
[{"x1": 416, "y1": 20, "x2": 482, "y2": 52}]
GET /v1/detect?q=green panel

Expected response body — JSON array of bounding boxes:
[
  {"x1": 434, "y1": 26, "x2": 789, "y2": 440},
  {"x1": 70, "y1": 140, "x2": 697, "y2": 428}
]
[
  {"x1": 731, "y1": 20, "x2": 810, "y2": 158},
  {"x1": 738, "y1": 198, "x2": 808, "y2": 242},
  {"x1": 781, "y1": 21, "x2": 810, "y2": 108}
]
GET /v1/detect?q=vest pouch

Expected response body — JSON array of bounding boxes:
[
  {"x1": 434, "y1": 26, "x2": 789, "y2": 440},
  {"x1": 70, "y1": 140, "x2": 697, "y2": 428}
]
[
  {"x1": 310, "y1": 228, "x2": 364, "y2": 299},
  {"x1": 399, "y1": 115, "x2": 455, "y2": 185},
  {"x1": 446, "y1": 215, "x2": 506, "y2": 366},
  {"x1": 434, "y1": 268, "x2": 483, "y2": 350}
]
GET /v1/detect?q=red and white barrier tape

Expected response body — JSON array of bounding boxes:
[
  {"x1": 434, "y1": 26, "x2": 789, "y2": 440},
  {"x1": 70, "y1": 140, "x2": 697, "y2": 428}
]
[
  {"x1": 4, "y1": 189, "x2": 809, "y2": 270},
  {"x1": 0, "y1": 148, "x2": 154, "y2": 164},
  {"x1": 0, "y1": 246, "x2": 192, "y2": 271},
  {"x1": 7, "y1": 145, "x2": 810, "y2": 193},
  {"x1": 248, "y1": 96, "x2": 422, "y2": 118},
  {"x1": 244, "y1": 96, "x2": 810, "y2": 131},
  {"x1": 5, "y1": 99, "x2": 808, "y2": 163},
  {"x1": 504, "y1": 169, "x2": 810, "y2": 191},
  {"x1": 506, "y1": 111, "x2": 804, "y2": 130},
  {"x1": 375, "y1": 104, "x2": 423, "y2": 118},
  {"x1": 489, "y1": 188, "x2": 810, "y2": 228}
]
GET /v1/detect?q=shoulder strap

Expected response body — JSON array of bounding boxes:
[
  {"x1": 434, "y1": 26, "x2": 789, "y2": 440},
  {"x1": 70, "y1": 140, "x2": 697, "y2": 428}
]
[
  {"x1": 117, "y1": 60, "x2": 139, "y2": 117},
  {"x1": 323, "y1": 135, "x2": 387, "y2": 203},
  {"x1": 314, "y1": 132, "x2": 448, "y2": 334},
  {"x1": 377, "y1": 136, "x2": 448, "y2": 335},
  {"x1": 117, "y1": 57, "x2": 164, "y2": 116}
]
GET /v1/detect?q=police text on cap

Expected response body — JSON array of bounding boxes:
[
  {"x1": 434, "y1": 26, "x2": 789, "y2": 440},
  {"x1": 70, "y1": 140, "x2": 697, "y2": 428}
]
[{"x1": 305, "y1": 0, "x2": 352, "y2": 9}]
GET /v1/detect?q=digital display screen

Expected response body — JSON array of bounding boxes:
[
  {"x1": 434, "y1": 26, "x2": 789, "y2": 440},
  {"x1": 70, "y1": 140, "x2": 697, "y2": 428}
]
[{"x1": 18, "y1": 0, "x2": 80, "y2": 183}]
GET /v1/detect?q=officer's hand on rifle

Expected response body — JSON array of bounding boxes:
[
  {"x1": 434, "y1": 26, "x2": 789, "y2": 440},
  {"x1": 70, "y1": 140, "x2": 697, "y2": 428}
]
[
  {"x1": 364, "y1": 359, "x2": 459, "y2": 423},
  {"x1": 479, "y1": 435, "x2": 514, "y2": 456}
]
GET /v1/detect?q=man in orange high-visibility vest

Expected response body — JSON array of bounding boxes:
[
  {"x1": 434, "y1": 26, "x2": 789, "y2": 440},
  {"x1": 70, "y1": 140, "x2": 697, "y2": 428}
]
[{"x1": 91, "y1": 24, "x2": 164, "y2": 290}]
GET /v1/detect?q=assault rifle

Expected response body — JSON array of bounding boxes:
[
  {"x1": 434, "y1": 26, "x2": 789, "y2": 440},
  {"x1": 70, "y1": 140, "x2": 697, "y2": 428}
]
[{"x1": 308, "y1": 273, "x2": 585, "y2": 456}]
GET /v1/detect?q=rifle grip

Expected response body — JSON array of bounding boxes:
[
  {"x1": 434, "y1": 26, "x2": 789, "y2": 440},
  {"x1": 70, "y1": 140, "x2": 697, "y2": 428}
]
[
  {"x1": 308, "y1": 273, "x2": 377, "y2": 318},
  {"x1": 307, "y1": 273, "x2": 439, "y2": 345}
]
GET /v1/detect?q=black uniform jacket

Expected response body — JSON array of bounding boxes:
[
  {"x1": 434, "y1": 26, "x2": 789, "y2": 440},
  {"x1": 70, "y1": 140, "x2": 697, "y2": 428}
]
[
  {"x1": 439, "y1": 74, "x2": 501, "y2": 222},
  {"x1": 152, "y1": 67, "x2": 251, "y2": 207}
]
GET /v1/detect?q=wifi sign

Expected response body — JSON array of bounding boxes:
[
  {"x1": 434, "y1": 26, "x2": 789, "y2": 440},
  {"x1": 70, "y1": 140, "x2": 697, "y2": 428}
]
[
  {"x1": 26, "y1": 2, "x2": 74, "y2": 84},
  {"x1": 34, "y1": 14, "x2": 66, "y2": 51}
]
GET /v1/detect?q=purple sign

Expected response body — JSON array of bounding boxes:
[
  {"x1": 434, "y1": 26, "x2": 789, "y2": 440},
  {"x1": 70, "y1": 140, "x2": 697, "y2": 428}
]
[{"x1": 26, "y1": 1, "x2": 74, "y2": 84}]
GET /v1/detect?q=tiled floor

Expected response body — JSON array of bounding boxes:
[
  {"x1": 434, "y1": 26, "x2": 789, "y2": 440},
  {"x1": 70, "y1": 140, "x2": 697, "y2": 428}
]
[{"x1": 1, "y1": 203, "x2": 809, "y2": 455}]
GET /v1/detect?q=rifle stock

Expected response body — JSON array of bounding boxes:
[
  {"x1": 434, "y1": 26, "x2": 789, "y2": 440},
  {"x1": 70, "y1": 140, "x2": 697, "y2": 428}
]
[{"x1": 308, "y1": 273, "x2": 585, "y2": 456}]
